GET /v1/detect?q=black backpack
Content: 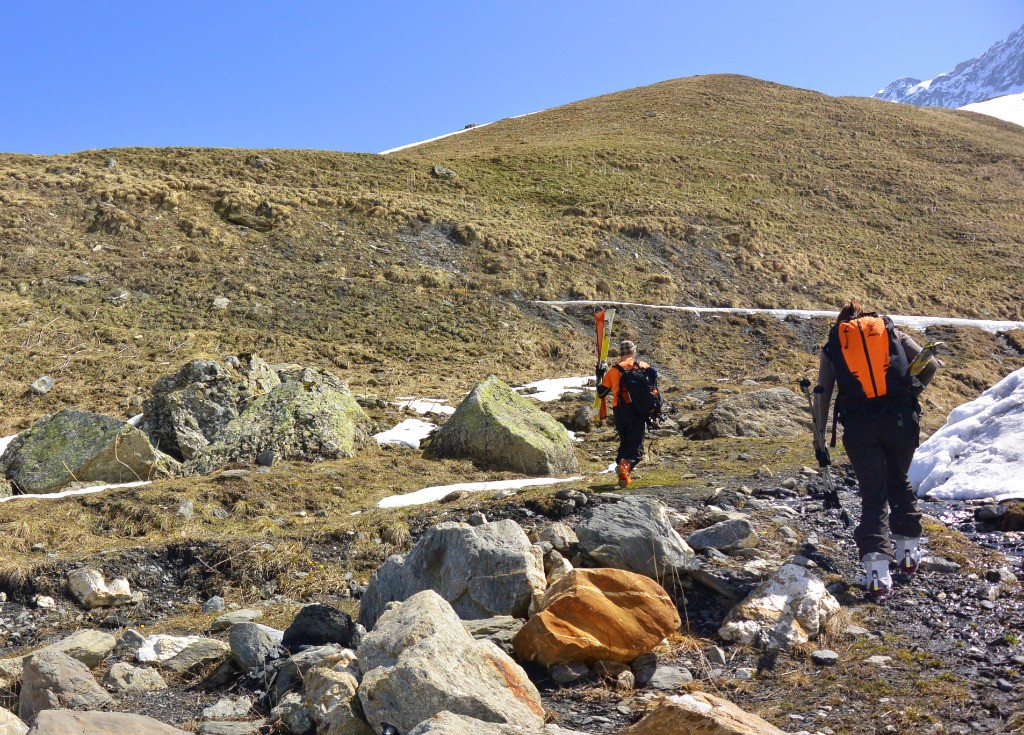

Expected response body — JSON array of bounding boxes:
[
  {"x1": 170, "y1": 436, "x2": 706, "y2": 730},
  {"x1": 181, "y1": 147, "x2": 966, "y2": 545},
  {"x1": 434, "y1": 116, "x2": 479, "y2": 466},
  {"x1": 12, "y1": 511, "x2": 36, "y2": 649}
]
[{"x1": 616, "y1": 361, "x2": 663, "y2": 426}]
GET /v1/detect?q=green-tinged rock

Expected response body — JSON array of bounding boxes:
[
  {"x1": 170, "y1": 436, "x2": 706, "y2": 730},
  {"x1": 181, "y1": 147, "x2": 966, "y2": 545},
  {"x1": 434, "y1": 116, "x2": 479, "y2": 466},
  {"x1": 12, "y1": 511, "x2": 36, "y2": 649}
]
[
  {"x1": 185, "y1": 367, "x2": 373, "y2": 474},
  {"x1": 0, "y1": 410, "x2": 176, "y2": 494},
  {"x1": 426, "y1": 375, "x2": 579, "y2": 476},
  {"x1": 686, "y1": 387, "x2": 809, "y2": 440}
]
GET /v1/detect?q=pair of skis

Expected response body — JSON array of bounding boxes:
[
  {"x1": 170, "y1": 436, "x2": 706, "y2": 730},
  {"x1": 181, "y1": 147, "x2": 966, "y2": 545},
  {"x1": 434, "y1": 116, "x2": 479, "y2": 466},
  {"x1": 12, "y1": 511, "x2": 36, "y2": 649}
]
[{"x1": 593, "y1": 306, "x2": 616, "y2": 421}]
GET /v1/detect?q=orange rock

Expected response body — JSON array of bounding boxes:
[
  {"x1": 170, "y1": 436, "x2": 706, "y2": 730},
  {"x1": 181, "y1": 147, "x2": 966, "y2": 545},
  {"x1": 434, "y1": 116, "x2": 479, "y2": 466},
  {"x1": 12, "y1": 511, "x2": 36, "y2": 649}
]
[
  {"x1": 620, "y1": 692, "x2": 786, "y2": 735},
  {"x1": 511, "y1": 568, "x2": 680, "y2": 667}
]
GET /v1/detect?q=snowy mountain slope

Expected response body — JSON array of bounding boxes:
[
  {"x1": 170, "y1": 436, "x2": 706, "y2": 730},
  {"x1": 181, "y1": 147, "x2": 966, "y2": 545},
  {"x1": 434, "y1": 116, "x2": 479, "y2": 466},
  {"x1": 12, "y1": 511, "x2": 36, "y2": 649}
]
[
  {"x1": 960, "y1": 92, "x2": 1024, "y2": 128},
  {"x1": 875, "y1": 24, "x2": 1024, "y2": 108}
]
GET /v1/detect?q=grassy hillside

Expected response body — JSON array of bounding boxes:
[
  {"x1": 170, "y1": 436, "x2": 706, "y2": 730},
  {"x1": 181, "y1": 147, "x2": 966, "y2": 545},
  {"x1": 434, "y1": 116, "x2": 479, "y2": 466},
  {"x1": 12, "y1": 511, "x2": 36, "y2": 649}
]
[{"x1": 1, "y1": 74, "x2": 1023, "y2": 432}]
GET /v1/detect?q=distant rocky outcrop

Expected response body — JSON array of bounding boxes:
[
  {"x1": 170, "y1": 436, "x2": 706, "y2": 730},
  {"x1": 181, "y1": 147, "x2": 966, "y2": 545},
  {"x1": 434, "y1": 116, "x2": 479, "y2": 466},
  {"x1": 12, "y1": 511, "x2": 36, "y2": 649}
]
[
  {"x1": 686, "y1": 388, "x2": 809, "y2": 440},
  {"x1": 0, "y1": 410, "x2": 175, "y2": 494},
  {"x1": 358, "y1": 520, "x2": 546, "y2": 630},
  {"x1": 427, "y1": 375, "x2": 579, "y2": 476}
]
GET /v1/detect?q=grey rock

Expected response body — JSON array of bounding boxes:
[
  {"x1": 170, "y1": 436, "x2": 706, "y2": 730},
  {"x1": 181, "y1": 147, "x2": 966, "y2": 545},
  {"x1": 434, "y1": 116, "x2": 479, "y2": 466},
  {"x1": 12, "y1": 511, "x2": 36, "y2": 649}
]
[
  {"x1": 997, "y1": 678, "x2": 1016, "y2": 692},
  {"x1": 0, "y1": 708, "x2": 26, "y2": 735},
  {"x1": 0, "y1": 629, "x2": 116, "y2": 683},
  {"x1": 271, "y1": 644, "x2": 346, "y2": 704},
  {"x1": 647, "y1": 665, "x2": 694, "y2": 690},
  {"x1": 103, "y1": 662, "x2": 167, "y2": 692},
  {"x1": 575, "y1": 497, "x2": 698, "y2": 581},
  {"x1": 1, "y1": 410, "x2": 174, "y2": 494},
  {"x1": 270, "y1": 692, "x2": 315, "y2": 735},
  {"x1": 844, "y1": 625, "x2": 873, "y2": 639},
  {"x1": 707, "y1": 646, "x2": 728, "y2": 666},
  {"x1": 196, "y1": 723, "x2": 265, "y2": 735},
  {"x1": 468, "y1": 511, "x2": 487, "y2": 527},
  {"x1": 629, "y1": 652, "x2": 657, "y2": 687},
  {"x1": 919, "y1": 556, "x2": 961, "y2": 574},
  {"x1": 426, "y1": 375, "x2": 579, "y2": 476},
  {"x1": 407, "y1": 712, "x2": 596, "y2": 735},
  {"x1": 687, "y1": 388, "x2": 810, "y2": 439},
  {"x1": 211, "y1": 609, "x2": 263, "y2": 632},
  {"x1": 550, "y1": 661, "x2": 591, "y2": 685},
  {"x1": 536, "y1": 522, "x2": 578, "y2": 555},
  {"x1": 462, "y1": 616, "x2": 525, "y2": 655},
  {"x1": 137, "y1": 635, "x2": 230, "y2": 675},
  {"x1": 357, "y1": 590, "x2": 544, "y2": 734},
  {"x1": 431, "y1": 165, "x2": 458, "y2": 179},
  {"x1": 186, "y1": 366, "x2": 372, "y2": 474},
  {"x1": 203, "y1": 596, "x2": 226, "y2": 613},
  {"x1": 686, "y1": 519, "x2": 759, "y2": 551},
  {"x1": 29, "y1": 376, "x2": 54, "y2": 395},
  {"x1": 229, "y1": 623, "x2": 283, "y2": 670},
  {"x1": 115, "y1": 628, "x2": 146, "y2": 654},
  {"x1": 358, "y1": 520, "x2": 545, "y2": 630},
  {"x1": 812, "y1": 650, "x2": 839, "y2": 666},
  {"x1": 29, "y1": 711, "x2": 189, "y2": 734},
  {"x1": 283, "y1": 604, "x2": 361, "y2": 649},
  {"x1": 975, "y1": 504, "x2": 1007, "y2": 523},
  {"x1": 202, "y1": 695, "x2": 253, "y2": 720},
  {"x1": 985, "y1": 567, "x2": 1018, "y2": 584},
  {"x1": 19, "y1": 649, "x2": 114, "y2": 722},
  {"x1": 569, "y1": 405, "x2": 593, "y2": 432}
]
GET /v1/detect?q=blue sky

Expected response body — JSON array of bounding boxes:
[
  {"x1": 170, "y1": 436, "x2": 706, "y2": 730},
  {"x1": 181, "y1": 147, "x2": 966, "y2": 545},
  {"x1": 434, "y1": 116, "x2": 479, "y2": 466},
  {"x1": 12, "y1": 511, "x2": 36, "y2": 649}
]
[{"x1": 3, "y1": 1, "x2": 1023, "y2": 155}]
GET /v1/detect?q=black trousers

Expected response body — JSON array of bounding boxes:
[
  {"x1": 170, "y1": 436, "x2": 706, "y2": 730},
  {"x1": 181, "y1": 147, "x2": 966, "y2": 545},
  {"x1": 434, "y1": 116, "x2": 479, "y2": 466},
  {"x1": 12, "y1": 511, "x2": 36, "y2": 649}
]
[
  {"x1": 613, "y1": 405, "x2": 645, "y2": 469},
  {"x1": 841, "y1": 400, "x2": 923, "y2": 559}
]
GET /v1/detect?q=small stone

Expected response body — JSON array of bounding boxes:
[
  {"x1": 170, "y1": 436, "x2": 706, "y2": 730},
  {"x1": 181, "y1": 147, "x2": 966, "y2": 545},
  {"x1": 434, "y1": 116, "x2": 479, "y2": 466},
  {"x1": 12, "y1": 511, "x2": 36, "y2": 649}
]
[
  {"x1": 212, "y1": 296, "x2": 230, "y2": 310},
  {"x1": 103, "y1": 662, "x2": 167, "y2": 693},
  {"x1": 919, "y1": 556, "x2": 961, "y2": 574},
  {"x1": 781, "y1": 478, "x2": 798, "y2": 490},
  {"x1": 648, "y1": 665, "x2": 693, "y2": 690},
  {"x1": 432, "y1": 165, "x2": 458, "y2": 179},
  {"x1": 779, "y1": 526, "x2": 798, "y2": 540},
  {"x1": 550, "y1": 662, "x2": 591, "y2": 685},
  {"x1": 866, "y1": 655, "x2": 892, "y2": 666},
  {"x1": 980, "y1": 600, "x2": 996, "y2": 610},
  {"x1": 115, "y1": 629, "x2": 147, "y2": 653},
  {"x1": 975, "y1": 504, "x2": 1007, "y2": 523},
  {"x1": 986, "y1": 568, "x2": 1018, "y2": 584},
  {"x1": 210, "y1": 609, "x2": 263, "y2": 632},
  {"x1": 29, "y1": 376, "x2": 55, "y2": 395},
  {"x1": 468, "y1": 511, "x2": 487, "y2": 526},
  {"x1": 203, "y1": 596, "x2": 226, "y2": 613},
  {"x1": 997, "y1": 678, "x2": 1016, "y2": 692},
  {"x1": 256, "y1": 449, "x2": 276, "y2": 467},
  {"x1": 844, "y1": 625, "x2": 872, "y2": 639},
  {"x1": 733, "y1": 667, "x2": 755, "y2": 680},
  {"x1": 35, "y1": 595, "x2": 56, "y2": 609},
  {"x1": 707, "y1": 646, "x2": 728, "y2": 666},
  {"x1": 812, "y1": 650, "x2": 839, "y2": 666},
  {"x1": 202, "y1": 695, "x2": 253, "y2": 721}
]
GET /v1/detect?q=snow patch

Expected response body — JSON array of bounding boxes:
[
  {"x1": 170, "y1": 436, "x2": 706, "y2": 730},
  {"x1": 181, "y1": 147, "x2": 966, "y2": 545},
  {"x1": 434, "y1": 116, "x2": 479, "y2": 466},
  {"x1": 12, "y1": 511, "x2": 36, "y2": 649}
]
[
  {"x1": 0, "y1": 434, "x2": 15, "y2": 457},
  {"x1": 513, "y1": 376, "x2": 592, "y2": 402},
  {"x1": 137, "y1": 635, "x2": 204, "y2": 662},
  {"x1": 379, "y1": 110, "x2": 543, "y2": 155},
  {"x1": 960, "y1": 92, "x2": 1024, "y2": 128},
  {"x1": 910, "y1": 367, "x2": 1024, "y2": 501},
  {"x1": 391, "y1": 398, "x2": 456, "y2": 416},
  {"x1": 377, "y1": 475, "x2": 582, "y2": 508},
  {"x1": 374, "y1": 419, "x2": 437, "y2": 450},
  {"x1": 0, "y1": 480, "x2": 152, "y2": 504}
]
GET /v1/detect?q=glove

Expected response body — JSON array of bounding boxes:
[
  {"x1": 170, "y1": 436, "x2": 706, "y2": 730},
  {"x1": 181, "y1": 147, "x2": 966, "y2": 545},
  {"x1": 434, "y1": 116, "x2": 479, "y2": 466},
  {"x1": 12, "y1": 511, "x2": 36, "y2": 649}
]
[
  {"x1": 815, "y1": 445, "x2": 831, "y2": 468},
  {"x1": 595, "y1": 362, "x2": 607, "y2": 383}
]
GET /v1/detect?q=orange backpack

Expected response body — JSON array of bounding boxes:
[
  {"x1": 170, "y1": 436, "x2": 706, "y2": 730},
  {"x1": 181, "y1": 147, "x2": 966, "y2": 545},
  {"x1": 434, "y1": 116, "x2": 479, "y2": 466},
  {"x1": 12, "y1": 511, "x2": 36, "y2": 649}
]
[{"x1": 825, "y1": 314, "x2": 911, "y2": 407}]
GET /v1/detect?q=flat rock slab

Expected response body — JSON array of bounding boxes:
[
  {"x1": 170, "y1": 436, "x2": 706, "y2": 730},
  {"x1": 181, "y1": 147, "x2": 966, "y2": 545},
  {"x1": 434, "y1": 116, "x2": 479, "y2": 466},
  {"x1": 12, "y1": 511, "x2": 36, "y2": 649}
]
[
  {"x1": 28, "y1": 710, "x2": 189, "y2": 735},
  {"x1": 686, "y1": 519, "x2": 759, "y2": 551},
  {"x1": 210, "y1": 609, "x2": 263, "y2": 632},
  {"x1": 620, "y1": 692, "x2": 786, "y2": 735},
  {"x1": 137, "y1": 635, "x2": 229, "y2": 675}
]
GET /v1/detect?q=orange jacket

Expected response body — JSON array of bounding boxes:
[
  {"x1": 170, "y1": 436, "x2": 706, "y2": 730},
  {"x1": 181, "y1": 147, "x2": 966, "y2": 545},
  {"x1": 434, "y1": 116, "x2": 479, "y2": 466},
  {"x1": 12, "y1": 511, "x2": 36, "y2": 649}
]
[{"x1": 600, "y1": 356, "x2": 650, "y2": 407}]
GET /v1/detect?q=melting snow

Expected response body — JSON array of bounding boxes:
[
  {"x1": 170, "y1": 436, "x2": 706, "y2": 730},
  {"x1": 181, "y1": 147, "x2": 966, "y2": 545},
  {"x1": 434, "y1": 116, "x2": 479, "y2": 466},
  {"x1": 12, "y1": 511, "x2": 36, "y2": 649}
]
[
  {"x1": 0, "y1": 434, "x2": 15, "y2": 456},
  {"x1": 378, "y1": 475, "x2": 582, "y2": 509},
  {"x1": 960, "y1": 92, "x2": 1024, "y2": 128},
  {"x1": 391, "y1": 398, "x2": 456, "y2": 416},
  {"x1": 513, "y1": 376, "x2": 592, "y2": 402},
  {"x1": 911, "y1": 367, "x2": 1024, "y2": 502},
  {"x1": 0, "y1": 480, "x2": 152, "y2": 504},
  {"x1": 374, "y1": 419, "x2": 437, "y2": 450}
]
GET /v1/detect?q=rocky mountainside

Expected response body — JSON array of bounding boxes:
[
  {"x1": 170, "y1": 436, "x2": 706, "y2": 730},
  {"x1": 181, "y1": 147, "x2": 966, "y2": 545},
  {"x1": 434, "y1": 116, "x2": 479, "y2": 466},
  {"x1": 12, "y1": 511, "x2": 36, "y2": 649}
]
[{"x1": 875, "y1": 23, "x2": 1024, "y2": 107}]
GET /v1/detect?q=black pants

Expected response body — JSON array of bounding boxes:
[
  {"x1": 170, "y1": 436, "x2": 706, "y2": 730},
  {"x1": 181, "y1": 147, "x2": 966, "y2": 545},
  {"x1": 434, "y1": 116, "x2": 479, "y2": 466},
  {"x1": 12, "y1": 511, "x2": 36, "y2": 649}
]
[
  {"x1": 842, "y1": 401, "x2": 922, "y2": 559},
  {"x1": 613, "y1": 405, "x2": 645, "y2": 469}
]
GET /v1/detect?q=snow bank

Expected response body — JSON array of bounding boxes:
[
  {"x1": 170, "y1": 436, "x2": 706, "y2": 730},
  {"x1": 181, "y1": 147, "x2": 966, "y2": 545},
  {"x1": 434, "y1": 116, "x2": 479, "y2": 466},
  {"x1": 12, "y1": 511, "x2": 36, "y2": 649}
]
[
  {"x1": 377, "y1": 475, "x2": 582, "y2": 508},
  {"x1": 960, "y1": 92, "x2": 1024, "y2": 128},
  {"x1": 0, "y1": 480, "x2": 152, "y2": 504},
  {"x1": 0, "y1": 434, "x2": 15, "y2": 457},
  {"x1": 910, "y1": 367, "x2": 1024, "y2": 501},
  {"x1": 374, "y1": 418, "x2": 436, "y2": 450},
  {"x1": 535, "y1": 301, "x2": 1024, "y2": 334},
  {"x1": 513, "y1": 376, "x2": 591, "y2": 402},
  {"x1": 391, "y1": 398, "x2": 456, "y2": 416}
]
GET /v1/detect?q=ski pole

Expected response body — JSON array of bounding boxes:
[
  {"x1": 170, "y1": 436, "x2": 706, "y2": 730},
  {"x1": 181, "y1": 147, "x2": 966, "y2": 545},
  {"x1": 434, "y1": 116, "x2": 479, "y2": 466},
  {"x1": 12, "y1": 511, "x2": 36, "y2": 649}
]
[{"x1": 799, "y1": 378, "x2": 852, "y2": 529}]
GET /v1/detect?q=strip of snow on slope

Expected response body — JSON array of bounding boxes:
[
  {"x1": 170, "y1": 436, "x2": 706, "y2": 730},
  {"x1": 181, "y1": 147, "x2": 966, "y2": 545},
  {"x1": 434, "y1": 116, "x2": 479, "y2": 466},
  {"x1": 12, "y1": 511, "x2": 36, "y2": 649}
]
[
  {"x1": 534, "y1": 301, "x2": 1024, "y2": 334},
  {"x1": 374, "y1": 419, "x2": 437, "y2": 450},
  {"x1": 0, "y1": 480, "x2": 152, "y2": 504},
  {"x1": 910, "y1": 367, "x2": 1024, "y2": 502},
  {"x1": 378, "y1": 475, "x2": 582, "y2": 508},
  {"x1": 379, "y1": 111, "x2": 543, "y2": 155}
]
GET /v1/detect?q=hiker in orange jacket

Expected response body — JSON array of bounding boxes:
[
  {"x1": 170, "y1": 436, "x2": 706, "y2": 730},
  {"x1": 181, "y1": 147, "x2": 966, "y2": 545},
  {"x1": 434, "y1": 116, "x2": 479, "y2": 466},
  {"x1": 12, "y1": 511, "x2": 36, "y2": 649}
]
[
  {"x1": 813, "y1": 300, "x2": 939, "y2": 603},
  {"x1": 597, "y1": 340, "x2": 651, "y2": 488}
]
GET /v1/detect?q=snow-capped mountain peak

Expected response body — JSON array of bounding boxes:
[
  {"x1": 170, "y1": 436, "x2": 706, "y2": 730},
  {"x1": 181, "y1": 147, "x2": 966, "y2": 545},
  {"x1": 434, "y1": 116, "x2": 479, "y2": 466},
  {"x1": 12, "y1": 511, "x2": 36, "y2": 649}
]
[{"x1": 875, "y1": 23, "x2": 1024, "y2": 108}]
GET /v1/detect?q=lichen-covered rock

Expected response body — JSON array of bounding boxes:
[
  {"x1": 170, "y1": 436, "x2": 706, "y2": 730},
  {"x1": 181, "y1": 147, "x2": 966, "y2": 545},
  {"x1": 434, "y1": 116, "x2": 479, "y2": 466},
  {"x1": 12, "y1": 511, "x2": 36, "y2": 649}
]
[
  {"x1": 426, "y1": 375, "x2": 579, "y2": 476},
  {"x1": 687, "y1": 388, "x2": 810, "y2": 440},
  {"x1": 185, "y1": 367, "x2": 373, "y2": 474},
  {"x1": 718, "y1": 563, "x2": 840, "y2": 650},
  {"x1": 357, "y1": 591, "x2": 544, "y2": 734},
  {"x1": 0, "y1": 630, "x2": 116, "y2": 684},
  {"x1": 141, "y1": 355, "x2": 281, "y2": 461},
  {"x1": 1, "y1": 410, "x2": 174, "y2": 494},
  {"x1": 575, "y1": 497, "x2": 698, "y2": 582},
  {"x1": 358, "y1": 520, "x2": 546, "y2": 630},
  {"x1": 512, "y1": 568, "x2": 680, "y2": 667}
]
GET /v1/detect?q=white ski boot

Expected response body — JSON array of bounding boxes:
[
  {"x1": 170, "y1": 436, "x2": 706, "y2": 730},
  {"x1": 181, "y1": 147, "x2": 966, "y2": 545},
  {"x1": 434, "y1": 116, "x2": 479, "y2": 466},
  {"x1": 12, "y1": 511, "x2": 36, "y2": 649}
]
[
  {"x1": 862, "y1": 552, "x2": 893, "y2": 604},
  {"x1": 893, "y1": 535, "x2": 923, "y2": 579}
]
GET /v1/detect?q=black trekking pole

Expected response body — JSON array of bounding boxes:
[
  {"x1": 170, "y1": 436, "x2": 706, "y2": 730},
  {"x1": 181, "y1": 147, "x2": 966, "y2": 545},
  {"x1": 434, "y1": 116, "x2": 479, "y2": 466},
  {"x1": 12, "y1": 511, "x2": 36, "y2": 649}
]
[{"x1": 799, "y1": 378, "x2": 852, "y2": 529}]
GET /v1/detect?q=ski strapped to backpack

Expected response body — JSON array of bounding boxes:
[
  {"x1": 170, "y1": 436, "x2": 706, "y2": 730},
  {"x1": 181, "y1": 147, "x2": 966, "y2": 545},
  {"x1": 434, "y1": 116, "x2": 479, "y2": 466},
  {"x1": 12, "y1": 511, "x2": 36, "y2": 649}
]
[
  {"x1": 614, "y1": 359, "x2": 664, "y2": 427},
  {"x1": 593, "y1": 307, "x2": 617, "y2": 421}
]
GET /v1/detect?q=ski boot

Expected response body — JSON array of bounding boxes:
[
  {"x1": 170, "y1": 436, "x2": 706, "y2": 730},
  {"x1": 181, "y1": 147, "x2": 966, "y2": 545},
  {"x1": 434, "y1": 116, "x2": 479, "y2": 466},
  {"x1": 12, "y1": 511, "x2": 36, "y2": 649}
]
[
  {"x1": 893, "y1": 535, "x2": 923, "y2": 580},
  {"x1": 617, "y1": 460, "x2": 632, "y2": 488},
  {"x1": 862, "y1": 552, "x2": 893, "y2": 604}
]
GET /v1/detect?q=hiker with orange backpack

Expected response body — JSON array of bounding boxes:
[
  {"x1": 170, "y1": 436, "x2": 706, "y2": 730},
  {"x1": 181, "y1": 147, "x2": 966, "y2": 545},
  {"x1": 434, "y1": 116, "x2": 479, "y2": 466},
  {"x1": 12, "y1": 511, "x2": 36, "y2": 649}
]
[
  {"x1": 813, "y1": 300, "x2": 939, "y2": 603},
  {"x1": 596, "y1": 340, "x2": 663, "y2": 488}
]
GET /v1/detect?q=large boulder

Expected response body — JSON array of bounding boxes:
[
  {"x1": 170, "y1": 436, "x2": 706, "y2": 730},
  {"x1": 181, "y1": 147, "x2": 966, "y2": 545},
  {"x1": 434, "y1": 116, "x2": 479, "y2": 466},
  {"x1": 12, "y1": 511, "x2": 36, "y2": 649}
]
[
  {"x1": 229, "y1": 623, "x2": 283, "y2": 670},
  {"x1": 408, "y1": 712, "x2": 595, "y2": 734},
  {"x1": 687, "y1": 388, "x2": 810, "y2": 440},
  {"x1": 620, "y1": 692, "x2": 786, "y2": 735},
  {"x1": 0, "y1": 709, "x2": 27, "y2": 735},
  {"x1": 426, "y1": 375, "x2": 579, "y2": 476},
  {"x1": 19, "y1": 650, "x2": 114, "y2": 722},
  {"x1": 512, "y1": 568, "x2": 680, "y2": 667},
  {"x1": 575, "y1": 497, "x2": 698, "y2": 582},
  {"x1": 0, "y1": 630, "x2": 117, "y2": 683},
  {"x1": 0, "y1": 410, "x2": 174, "y2": 494},
  {"x1": 27, "y1": 710, "x2": 189, "y2": 735},
  {"x1": 358, "y1": 520, "x2": 546, "y2": 630},
  {"x1": 357, "y1": 590, "x2": 544, "y2": 735},
  {"x1": 718, "y1": 563, "x2": 840, "y2": 650},
  {"x1": 186, "y1": 367, "x2": 373, "y2": 474},
  {"x1": 141, "y1": 355, "x2": 280, "y2": 461}
]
